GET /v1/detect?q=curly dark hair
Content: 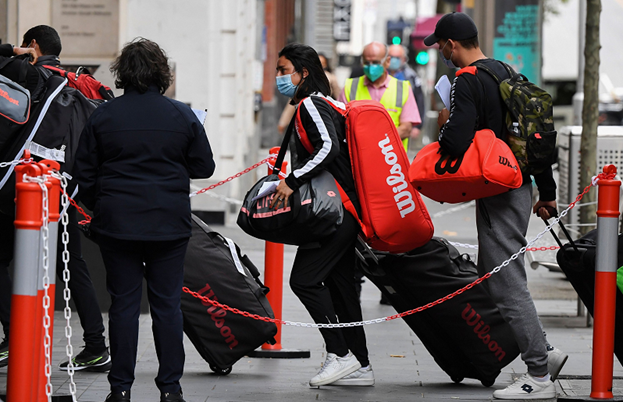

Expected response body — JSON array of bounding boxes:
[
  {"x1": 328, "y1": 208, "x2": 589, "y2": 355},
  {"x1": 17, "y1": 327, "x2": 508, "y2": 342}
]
[{"x1": 110, "y1": 38, "x2": 172, "y2": 94}]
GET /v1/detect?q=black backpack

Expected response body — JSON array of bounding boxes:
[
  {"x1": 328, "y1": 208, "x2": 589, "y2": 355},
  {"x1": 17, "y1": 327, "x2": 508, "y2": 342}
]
[
  {"x1": 472, "y1": 60, "x2": 557, "y2": 175},
  {"x1": 0, "y1": 74, "x2": 97, "y2": 216}
]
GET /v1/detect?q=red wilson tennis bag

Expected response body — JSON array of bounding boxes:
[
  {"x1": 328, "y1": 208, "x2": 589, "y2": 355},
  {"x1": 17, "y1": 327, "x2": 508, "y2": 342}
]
[
  {"x1": 409, "y1": 129, "x2": 523, "y2": 204},
  {"x1": 318, "y1": 98, "x2": 434, "y2": 253}
]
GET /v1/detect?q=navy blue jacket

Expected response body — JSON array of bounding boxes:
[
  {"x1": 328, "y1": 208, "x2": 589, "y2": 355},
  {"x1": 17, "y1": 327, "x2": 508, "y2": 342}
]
[{"x1": 74, "y1": 85, "x2": 216, "y2": 241}]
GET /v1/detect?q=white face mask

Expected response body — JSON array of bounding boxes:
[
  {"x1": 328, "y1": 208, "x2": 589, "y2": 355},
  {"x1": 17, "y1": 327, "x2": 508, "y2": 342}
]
[{"x1": 439, "y1": 41, "x2": 456, "y2": 69}]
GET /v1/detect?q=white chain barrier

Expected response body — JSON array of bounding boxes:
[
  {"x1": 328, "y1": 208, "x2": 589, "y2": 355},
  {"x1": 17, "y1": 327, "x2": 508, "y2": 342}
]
[
  {"x1": 254, "y1": 196, "x2": 579, "y2": 329},
  {"x1": 57, "y1": 174, "x2": 78, "y2": 401},
  {"x1": 0, "y1": 158, "x2": 33, "y2": 168},
  {"x1": 25, "y1": 175, "x2": 54, "y2": 400}
]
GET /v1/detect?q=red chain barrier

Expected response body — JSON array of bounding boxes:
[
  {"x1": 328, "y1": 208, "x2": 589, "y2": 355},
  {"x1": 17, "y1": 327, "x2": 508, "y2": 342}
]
[
  {"x1": 63, "y1": 157, "x2": 276, "y2": 225},
  {"x1": 526, "y1": 246, "x2": 560, "y2": 252},
  {"x1": 183, "y1": 173, "x2": 611, "y2": 327},
  {"x1": 191, "y1": 157, "x2": 277, "y2": 197},
  {"x1": 59, "y1": 187, "x2": 92, "y2": 224}
]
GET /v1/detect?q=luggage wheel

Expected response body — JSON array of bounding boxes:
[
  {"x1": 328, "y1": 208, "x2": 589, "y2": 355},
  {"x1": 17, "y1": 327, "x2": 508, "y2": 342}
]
[
  {"x1": 209, "y1": 365, "x2": 232, "y2": 375},
  {"x1": 480, "y1": 379, "x2": 494, "y2": 387},
  {"x1": 450, "y1": 376, "x2": 463, "y2": 384}
]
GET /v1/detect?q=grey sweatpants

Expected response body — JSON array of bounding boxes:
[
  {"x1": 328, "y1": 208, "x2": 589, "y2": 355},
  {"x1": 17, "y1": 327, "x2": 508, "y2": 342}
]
[{"x1": 476, "y1": 182, "x2": 549, "y2": 376}]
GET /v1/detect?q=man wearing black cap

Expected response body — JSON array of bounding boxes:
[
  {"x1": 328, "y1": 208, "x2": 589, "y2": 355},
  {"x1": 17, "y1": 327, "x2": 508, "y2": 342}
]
[{"x1": 424, "y1": 12, "x2": 565, "y2": 400}]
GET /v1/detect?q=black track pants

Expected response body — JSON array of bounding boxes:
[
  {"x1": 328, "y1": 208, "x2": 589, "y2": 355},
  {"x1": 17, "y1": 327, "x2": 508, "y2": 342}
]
[{"x1": 289, "y1": 213, "x2": 370, "y2": 367}]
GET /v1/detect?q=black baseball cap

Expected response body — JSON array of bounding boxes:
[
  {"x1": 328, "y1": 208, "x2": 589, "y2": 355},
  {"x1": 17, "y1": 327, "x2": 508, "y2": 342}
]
[{"x1": 424, "y1": 12, "x2": 478, "y2": 46}]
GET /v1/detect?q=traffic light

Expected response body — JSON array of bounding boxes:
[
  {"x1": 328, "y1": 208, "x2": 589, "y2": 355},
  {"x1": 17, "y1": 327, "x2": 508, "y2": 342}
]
[
  {"x1": 415, "y1": 50, "x2": 430, "y2": 65},
  {"x1": 386, "y1": 19, "x2": 410, "y2": 46}
]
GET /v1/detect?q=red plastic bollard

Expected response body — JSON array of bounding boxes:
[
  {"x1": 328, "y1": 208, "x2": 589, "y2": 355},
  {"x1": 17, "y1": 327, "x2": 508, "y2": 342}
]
[
  {"x1": 7, "y1": 163, "x2": 44, "y2": 402},
  {"x1": 263, "y1": 146, "x2": 286, "y2": 350},
  {"x1": 590, "y1": 164, "x2": 621, "y2": 399}
]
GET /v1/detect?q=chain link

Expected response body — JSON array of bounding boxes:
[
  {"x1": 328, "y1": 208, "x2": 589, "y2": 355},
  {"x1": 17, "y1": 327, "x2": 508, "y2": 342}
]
[
  {"x1": 190, "y1": 156, "x2": 282, "y2": 198},
  {"x1": 0, "y1": 157, "x2": 33, "y2": 168},
  {"x1": 26, "y1": 175, "x2": 53, "y2": 400},
  {"x1": 182, "y1": 175, "x2": 605, "y2": 329},
  {"x1": 59, "y1": 176, "x2": 78, "y2": 400}
]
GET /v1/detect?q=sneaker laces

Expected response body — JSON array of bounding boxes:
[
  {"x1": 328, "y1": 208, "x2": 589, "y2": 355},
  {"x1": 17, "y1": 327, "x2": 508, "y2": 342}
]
[
  {"x1": 506, "y1": 373, "x2": 532, "y2": 390},
  {"x1": 317, "y1": 354, "x2": 337, "y2": 375}
]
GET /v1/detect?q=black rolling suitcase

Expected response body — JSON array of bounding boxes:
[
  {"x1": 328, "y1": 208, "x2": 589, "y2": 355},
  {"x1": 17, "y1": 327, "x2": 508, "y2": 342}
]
[
  {"x1": 357, "y1": 237, "x2": 520, "y2": 386},
  {"x1": 555, "y1": 227, "x2": 623, "y2": 364},
  {"x1": 181, "y1": 214, "x2": 278, "y2": 375}
]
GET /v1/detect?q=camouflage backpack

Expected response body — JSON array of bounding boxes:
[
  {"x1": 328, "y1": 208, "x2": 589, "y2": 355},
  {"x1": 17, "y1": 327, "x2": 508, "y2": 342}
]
[{"x1": 473, "y1": 61, "x2": 557, "y2": 175}]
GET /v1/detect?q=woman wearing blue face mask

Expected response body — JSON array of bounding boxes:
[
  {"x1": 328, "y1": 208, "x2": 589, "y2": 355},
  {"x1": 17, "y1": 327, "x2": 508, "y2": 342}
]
[{"x1": 272, "y1": 43, "x2": 374, "y2": 388}]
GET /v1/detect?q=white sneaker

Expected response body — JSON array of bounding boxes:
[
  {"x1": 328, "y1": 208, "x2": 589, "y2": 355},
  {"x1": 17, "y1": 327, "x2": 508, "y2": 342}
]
[
  {"x1": 309, "y1": 352, "x2": 361, "y2": 387},
  {"x1": 547, "y1": 347, "x2": 568, "y2": 381},
  {"x1": 330, "y1": 366, "x2": 375, "y2": 386},
  {"x1": 493, "y1": 373, "x2": 556, "y2": 400}
]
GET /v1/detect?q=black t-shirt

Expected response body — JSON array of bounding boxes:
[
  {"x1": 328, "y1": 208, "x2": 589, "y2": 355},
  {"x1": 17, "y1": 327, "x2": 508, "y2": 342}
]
[{"x1": 438, "y1": 58, "x2": 556, "y2": 201}]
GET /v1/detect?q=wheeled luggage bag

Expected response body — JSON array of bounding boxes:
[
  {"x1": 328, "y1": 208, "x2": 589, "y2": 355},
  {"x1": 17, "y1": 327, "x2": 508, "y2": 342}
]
[
  {"x1": 556, "y1": 228, "x2": 623, "y2": 364},
  {"x1": 358, "y1": 237, "x2": 520, "y2": 386},
  {"x1": 181, "y1": 214, "x2": 278, "y2": 374}
]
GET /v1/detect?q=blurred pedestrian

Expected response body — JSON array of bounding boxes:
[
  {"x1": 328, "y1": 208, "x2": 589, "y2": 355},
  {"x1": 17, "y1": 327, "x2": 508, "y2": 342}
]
[
  {"x1": 425, "y1": 12, "x2": 566, "y2": 400},
  {"x1": 272, "y1": 43, "x2": 374, "y2": 387},
  {"x1": 74, "y1": 38, "x2": 215, "y2": 402},
  {"x1": 387, "y1": 44, "x2": 426, "y2": 139},
  {"x1": 339, "y1": 41, "x2": 421, "y2": 152}
]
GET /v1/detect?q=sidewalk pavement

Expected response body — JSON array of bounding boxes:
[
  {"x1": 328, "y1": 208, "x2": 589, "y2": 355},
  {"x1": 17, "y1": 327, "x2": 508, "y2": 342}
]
[{"x1": 1, "y1": 197, "x2": 622, "y2": 401}]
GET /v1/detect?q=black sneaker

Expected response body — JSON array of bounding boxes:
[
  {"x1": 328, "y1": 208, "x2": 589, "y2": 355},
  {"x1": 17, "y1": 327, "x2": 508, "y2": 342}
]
[
  {"x1": 105, "y1": 390, "x2": 130, "y2": 401},
  {"x1": 0, "y1": 338, "x2": 8, "y2": 368},
  {"x1": 161, "y1": 391, "x2": 185, "y2": 402},
  {"x1": 59, "y1": 347, "x2": 112, "y2": 372}
]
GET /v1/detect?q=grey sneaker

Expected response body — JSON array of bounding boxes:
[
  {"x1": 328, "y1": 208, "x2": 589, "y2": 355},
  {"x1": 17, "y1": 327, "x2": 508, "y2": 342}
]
[
  {"x1": 309, "y1": 352, "x2": 361, "y2": 387},
  {"x1": 493, "y1": 373, "x2": 556, "y2": 399},
  {"x1": 547, "y1": 347, "x2": 568, "y2": 381},
  {"x1": 330, "y1": 366, "x2": 375, "y2": 386}
]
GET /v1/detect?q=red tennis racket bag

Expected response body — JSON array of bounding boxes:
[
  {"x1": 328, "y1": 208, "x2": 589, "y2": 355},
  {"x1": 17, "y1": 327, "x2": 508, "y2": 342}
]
[{"x1": 314, "y1": 98, "x2": 434, "y2": 253}]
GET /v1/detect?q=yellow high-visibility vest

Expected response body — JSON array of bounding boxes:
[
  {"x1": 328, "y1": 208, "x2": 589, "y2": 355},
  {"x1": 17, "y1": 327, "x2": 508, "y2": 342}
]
[{"x1": 344, "y1": 75, "x2": 411, "y2": 151}]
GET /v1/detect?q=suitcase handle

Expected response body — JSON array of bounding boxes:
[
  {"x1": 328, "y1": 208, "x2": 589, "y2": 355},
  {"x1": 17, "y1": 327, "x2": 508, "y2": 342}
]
[{"x1": 539, "y1": 206, "x2": 582, "y2": 253}]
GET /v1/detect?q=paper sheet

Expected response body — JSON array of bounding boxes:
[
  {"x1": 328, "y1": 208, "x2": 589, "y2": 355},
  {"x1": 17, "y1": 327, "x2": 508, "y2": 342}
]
[
  {"x1": 192, "y1": 108, "x2": 208, "y2": 125},
  {"x1": 251, "y1": 180, "x2": 280, "y2": 202},
  {"x1": 435, "y1": 75, "x2": 452, "y2": 110}
]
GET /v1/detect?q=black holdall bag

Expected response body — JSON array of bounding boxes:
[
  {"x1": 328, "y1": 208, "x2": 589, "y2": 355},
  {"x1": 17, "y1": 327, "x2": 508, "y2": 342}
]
[
  {"x1": 182, "y1": 214, "x2": 278, "y2": 374},
  {"x1": 237, "y1": 116, "x2": 344, "y2": 245},
  {"x1": 357, "y1": 237, "x2": 520, "y2": 386}
]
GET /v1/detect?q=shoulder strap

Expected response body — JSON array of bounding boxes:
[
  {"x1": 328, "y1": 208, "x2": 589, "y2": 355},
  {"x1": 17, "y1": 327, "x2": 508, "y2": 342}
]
[
  {"x1": 272, "y1": 108, "x2": 297, "y2": 176},
  {"x1": 348, "y1": 77, "x2": 359, "y2": 103}
]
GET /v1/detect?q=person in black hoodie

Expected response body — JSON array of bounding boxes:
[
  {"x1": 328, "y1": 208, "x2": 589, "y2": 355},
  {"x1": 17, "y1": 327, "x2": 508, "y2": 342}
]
[
  {"x1": 74, "y1": 38, "x2": 215, "y2": 402},
  {"x1": 272, "y1": 43, "x2": 373, "y2": 387},
  {"x1": 425, "y1": 12, "x2": 566, "y2": 400},
  {"x1": 0, "y1": 25, "x2": 111, "y2": 373}
]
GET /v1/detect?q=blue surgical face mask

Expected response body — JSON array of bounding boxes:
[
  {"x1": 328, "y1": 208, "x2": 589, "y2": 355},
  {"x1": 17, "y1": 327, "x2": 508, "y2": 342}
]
[
  {"x1": 363, "y1": 64, "x2": 385, "y2": 82},
  {"x1": 389, "y1": 56, "x2": 402, "y2": 71},
  {"x1": 439, "y1": 41, "x2": 456, "y2": 69},
  {"x1": 276, "y1": 73, "x2": 299, "y2": 98}
]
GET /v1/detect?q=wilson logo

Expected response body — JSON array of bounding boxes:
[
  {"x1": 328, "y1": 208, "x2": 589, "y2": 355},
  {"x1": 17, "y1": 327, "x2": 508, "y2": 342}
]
[
  {"x1": 461, "y1": 303, "x2": 506, "y2": 361},
  {"x1": 0, "y1": 88, "x2": 19, "y2": 106},
  {"x1": 197, "y1": 283, "x2": 239, "y2": 349},
  {"x1": 499, "y1": 156, "x2": 518, "y2": 171},
  {"x1": 378, "y1": 134, "x2": 415, "y2": 218}
]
